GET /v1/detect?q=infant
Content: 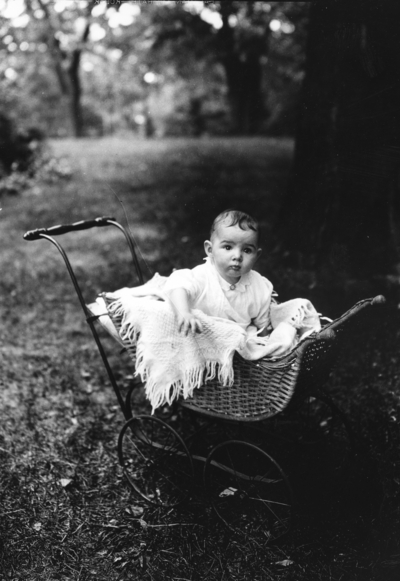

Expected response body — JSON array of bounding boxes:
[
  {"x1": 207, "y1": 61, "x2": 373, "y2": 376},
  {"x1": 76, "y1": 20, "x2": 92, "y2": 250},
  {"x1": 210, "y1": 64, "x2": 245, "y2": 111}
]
[
  {"x1": 103, "y1": 209, "x2": 321, "y2": 407},
  {"x1": 165, "y1": 209, "x2": 297, "y2": 356}
]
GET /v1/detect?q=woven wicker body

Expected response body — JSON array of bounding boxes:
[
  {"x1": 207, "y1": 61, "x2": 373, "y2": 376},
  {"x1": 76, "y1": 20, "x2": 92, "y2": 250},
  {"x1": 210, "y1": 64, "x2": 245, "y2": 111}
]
[
  {"x1": 98, "y1": 295, "x2": 383, "y2": 422},
  {"x1": 180, "y1": 352, "x2": 300, "y2": 420}
]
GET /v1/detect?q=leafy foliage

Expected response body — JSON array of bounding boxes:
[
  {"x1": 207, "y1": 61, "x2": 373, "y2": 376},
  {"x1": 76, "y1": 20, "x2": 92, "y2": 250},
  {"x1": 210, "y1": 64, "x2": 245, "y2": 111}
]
[
  {"x1": 0, "y1": 111, "x2": 71, "y2": 195},
  {"x1": 0, "y1": 112, "x2": 38, "y2": 173}
]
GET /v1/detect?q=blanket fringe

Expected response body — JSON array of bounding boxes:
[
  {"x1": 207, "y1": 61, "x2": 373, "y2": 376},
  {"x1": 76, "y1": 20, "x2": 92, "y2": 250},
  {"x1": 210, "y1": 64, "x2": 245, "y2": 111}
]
[
  {"x1": 105, "y1": 292, "x2": 321, "y2": 411},
  {"x1": 108, "y1": 300, "x2": 140, "y2": 343},
  {"x1": 136, "y1": 356, "x2": 235, "y2": 411},
  {"x1": 108, "y1": 296, "x2": 236, "y2": 411}
]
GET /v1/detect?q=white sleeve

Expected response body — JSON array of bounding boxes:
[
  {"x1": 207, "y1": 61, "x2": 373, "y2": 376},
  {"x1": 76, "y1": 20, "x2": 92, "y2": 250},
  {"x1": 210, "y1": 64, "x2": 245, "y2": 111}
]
[
  {"x1": 163, "y1": 268, "x2": 202, "y2": 302},
  {"x1": 252, "y1": 275, "x2": 274, "y2": 330}
]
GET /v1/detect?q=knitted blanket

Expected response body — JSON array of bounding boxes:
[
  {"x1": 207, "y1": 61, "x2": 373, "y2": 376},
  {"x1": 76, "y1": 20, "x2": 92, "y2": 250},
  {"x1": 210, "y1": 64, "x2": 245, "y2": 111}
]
[{"x1": 103, "y1": 275, "x2": 321, "y2": 410}]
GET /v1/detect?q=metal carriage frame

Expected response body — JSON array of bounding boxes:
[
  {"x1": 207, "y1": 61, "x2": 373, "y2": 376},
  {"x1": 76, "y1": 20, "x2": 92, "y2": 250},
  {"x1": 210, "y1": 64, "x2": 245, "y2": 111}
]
[{"x1": 24, "y1": 216, "x2": 385, "y2": 541}]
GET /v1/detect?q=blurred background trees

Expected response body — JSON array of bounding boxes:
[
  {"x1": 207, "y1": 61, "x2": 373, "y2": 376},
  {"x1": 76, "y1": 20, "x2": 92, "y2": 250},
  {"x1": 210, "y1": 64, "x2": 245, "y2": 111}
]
[
  {"x1": 1, "y1": 0, "x2": 399, "y2": 278},
  {"x1": 0, "y1": 0, "x2": 309, "y2": 139}
]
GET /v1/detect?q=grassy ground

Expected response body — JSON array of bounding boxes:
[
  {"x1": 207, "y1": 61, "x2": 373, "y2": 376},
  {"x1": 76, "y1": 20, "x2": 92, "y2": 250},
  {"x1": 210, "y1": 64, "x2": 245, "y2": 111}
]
[{"x1": 0, "y1": 137, "x2": 399, "y2": 580}]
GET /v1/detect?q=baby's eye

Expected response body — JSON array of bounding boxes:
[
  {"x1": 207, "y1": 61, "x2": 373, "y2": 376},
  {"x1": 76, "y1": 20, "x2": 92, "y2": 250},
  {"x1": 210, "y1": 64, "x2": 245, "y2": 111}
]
[
  {"x1": 224, "y1": 245, "x2": 231, "y2": 250},
  {"x1": 244, "y1": 248, "x2": 253, "y2": 254}
]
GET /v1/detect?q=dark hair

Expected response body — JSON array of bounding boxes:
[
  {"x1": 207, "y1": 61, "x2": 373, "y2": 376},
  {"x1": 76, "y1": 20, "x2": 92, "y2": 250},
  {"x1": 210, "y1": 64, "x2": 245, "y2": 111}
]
[{"x1": 210, "y1": 210, "x2": 259, "y2": 239}]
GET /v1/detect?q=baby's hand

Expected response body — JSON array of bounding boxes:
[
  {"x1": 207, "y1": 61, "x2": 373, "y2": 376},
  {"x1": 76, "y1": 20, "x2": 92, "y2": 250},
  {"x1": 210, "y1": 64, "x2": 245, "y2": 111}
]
[{"x1": 177, "y1": 312, "x2": 203, "y2": 336}]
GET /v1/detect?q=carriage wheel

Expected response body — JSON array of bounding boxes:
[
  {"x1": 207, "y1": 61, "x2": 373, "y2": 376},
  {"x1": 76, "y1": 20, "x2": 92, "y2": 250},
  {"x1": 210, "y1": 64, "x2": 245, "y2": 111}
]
[
  {"x1": 118, "y1": 415, "x2": 194, "y2": 507},
  {"x1": 204, "y1": 440, "x2": 293, "y2": 541},
  {"x1": 124, "y1": 377, "x2": 146, "y2": 418}
]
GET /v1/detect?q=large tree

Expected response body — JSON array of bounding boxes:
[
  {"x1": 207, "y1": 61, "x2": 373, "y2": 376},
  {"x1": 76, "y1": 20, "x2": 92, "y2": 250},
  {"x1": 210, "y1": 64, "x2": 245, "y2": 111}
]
[
  {"x1": 215, "y1": 1, "x2": 270, "y2": 134},
  {"x1": 280, "y1": 0, "x2": 400, "y2": 276},
  {"x1": 214, "y1": 1, "x2": 308, "y2": 134}
]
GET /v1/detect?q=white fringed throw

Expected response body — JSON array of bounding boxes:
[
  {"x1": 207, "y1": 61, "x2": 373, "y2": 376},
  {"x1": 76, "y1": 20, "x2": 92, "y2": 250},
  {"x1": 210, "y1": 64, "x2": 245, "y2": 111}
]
[
  {"x1": 107, "y1": 295, "x2": 247, "y2": 410},
  {"x1": 103, "y1": 275, "x2": 321, "y2": 411}
]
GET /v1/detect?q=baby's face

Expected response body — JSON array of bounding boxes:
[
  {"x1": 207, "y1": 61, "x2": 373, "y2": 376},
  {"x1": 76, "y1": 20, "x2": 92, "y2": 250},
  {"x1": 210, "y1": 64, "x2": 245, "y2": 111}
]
[{"x1": 204, "y1": 222, "x2": 261, "y2": 284}]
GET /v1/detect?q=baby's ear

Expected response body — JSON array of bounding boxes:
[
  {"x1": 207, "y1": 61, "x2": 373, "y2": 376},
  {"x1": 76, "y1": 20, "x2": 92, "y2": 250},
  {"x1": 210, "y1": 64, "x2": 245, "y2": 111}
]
[
  {"x1": 256, "y1": 248, "x2": 262, "y2": 261},
  {"x1": 204, "y1": 240, "x2": 212, "y2": 256}
]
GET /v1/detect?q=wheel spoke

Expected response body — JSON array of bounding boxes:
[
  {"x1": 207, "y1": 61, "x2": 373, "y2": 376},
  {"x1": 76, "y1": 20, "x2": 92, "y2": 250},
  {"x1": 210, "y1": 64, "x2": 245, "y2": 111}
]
[
  {"x1": 118, "y1": 415, "x2": 194, "y2": 507},
  {"x1": 204, "y1": 440, "x2": 293, "y2": 541}
]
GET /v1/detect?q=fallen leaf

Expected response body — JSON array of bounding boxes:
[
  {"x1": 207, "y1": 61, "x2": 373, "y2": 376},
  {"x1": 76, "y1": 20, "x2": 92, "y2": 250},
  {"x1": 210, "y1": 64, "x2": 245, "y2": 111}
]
[
  {"x1": 60, "y1": 478, "x2": 72, "y2": 488},
  {"x1": 219, "y1": 487, "x2": 237, "y2": 497},
  {"x1": 275, "y1": 559, "x2": 294, "y2": 567}
]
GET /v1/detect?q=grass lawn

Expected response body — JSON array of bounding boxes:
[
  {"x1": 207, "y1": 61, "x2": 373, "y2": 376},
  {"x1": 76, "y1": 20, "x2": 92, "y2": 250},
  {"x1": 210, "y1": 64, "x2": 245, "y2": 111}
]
[{"x1": 0, "y1": 137, "x2": 399, "y2": 580}]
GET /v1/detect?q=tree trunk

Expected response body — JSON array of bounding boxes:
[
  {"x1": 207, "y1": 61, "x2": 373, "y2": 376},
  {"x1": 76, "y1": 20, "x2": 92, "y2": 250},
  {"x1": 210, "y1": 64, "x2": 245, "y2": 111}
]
[
  {"x1": 218, "y1": 4, "x2": 267, "y2": 135},
  {"x1": 68, "y1": 23, "x2": 91, "y2": 138},
  {"x1": 68, "y1": 50, "x2": 84, "y2": 138},
  {"x1": 279, "y1": 0, "x2": 400, "y2": 276}
]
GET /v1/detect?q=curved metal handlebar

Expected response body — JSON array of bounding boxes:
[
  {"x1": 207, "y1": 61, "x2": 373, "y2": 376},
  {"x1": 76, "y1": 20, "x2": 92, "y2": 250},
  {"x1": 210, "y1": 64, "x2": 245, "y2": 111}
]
[
  {"x1": 23, "y1": 216, "x2": 115, "y2": 241},
  {"x1": 315, "y1": 294, "x2": 385, "y2": 343},
  {"x1": 372, "y1": 294, "x2": 386, "y2": 305}
]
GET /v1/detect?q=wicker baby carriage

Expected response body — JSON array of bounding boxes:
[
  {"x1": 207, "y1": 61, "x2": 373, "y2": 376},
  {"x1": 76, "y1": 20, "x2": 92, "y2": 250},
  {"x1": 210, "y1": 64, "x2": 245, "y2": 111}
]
[{"x1": 24, "y1": 216, "x2": 385, "y2": 541}]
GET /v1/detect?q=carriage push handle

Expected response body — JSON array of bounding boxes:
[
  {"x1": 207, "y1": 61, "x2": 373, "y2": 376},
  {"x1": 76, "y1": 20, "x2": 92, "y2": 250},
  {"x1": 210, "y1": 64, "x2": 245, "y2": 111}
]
[
  {"x1": 23, "y1": 216, "x2": 115, "y2": 241},
  {"x1": 23, "y1": 214, "x2": 144, "y2": 285},
  {"x1": 314, "y1": 294, "x2": 385, "y2": 342},
  {"x1": 22, "y1": 214, "x2": 144, "y2": 419}
]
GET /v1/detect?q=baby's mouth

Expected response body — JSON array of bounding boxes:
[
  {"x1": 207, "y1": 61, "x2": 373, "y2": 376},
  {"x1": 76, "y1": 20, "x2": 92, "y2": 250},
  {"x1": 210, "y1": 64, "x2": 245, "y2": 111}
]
[{"x1": 230, "y1": 265, "x2": 241, "y2": 271}]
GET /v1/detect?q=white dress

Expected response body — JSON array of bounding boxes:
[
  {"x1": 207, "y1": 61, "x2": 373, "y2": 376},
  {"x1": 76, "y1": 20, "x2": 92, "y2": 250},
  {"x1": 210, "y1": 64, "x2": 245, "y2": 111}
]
[{"x1": 163, "y1": 258, "x2": 274, "y2": 334}]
